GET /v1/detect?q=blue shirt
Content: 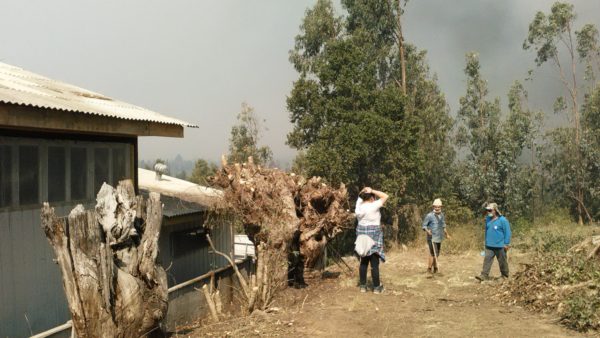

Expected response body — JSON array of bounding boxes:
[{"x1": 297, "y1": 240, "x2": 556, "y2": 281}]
[
  {"x1": 422, "y1": 211, "x2": 446, "y2": 243},
  {"x1": 485, "y1": 215, "x2": 511, "y2": 248}
]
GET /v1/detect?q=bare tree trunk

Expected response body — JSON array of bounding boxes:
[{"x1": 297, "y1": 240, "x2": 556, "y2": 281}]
[
  {"x1": 398, "y1": 0, "x2": 407, "y2": 95},
  {"x1": 41, "y1": 180, "x2": 168, "y2": 338}
]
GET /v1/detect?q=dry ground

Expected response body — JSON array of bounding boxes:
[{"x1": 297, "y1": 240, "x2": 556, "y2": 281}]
[{"x1": 179, "y1": 248, "x2": 596, "y2": 337}]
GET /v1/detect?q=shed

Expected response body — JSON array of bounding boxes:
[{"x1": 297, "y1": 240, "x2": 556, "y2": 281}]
[
  {"x1": 0, "y1": 61, "x2": 196, "y2": 337},
  {"x1": 137, "y1": 168, "x2": 233, "y2": 286}
]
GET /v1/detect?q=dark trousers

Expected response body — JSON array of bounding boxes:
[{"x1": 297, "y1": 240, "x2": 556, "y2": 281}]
[
  {"x1": 427, "y1": 238, "x2": 441, "y2": 257},
  {"x1": 287, "y1": 252, "x2": 305, "y2": 285},
  {"x1": 481, "y1": 246, "x2": 509, "y2": 278},
  {"x1": 359, "y1": 254, "x2": 380, "y2": 287}
]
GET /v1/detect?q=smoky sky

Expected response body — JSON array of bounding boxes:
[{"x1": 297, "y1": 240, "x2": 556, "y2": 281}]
[{"x1": 1, "y1": 1, "x2": 599, "y2": 166}]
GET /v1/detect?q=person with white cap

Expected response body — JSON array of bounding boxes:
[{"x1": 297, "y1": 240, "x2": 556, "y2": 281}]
[
  {"x1": 476, "y1": 202, "x2": 511, "y2": 281},
  {"x1": 422, "y1": 198, "x2": 450, "y2": 273}
]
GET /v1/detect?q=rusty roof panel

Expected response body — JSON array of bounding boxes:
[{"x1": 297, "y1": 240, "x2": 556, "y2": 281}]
[{"x1": 0, "y1": 62, "x2": 198, "y2": 128}]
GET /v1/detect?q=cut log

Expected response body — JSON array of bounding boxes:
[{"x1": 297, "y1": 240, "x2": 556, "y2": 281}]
[{"x1": 41, "y1": 180, "x2": 168, "y2": 338}]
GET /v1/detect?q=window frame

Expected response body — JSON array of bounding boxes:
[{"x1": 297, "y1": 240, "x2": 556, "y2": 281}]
[{"x1": 0, "y1": 136, "x2": 132, "y2": 211}]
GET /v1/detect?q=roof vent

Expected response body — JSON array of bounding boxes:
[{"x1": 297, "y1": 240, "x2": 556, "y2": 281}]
[{"x1": 154, "y1": 163, "x2": 168, "y2": 181}]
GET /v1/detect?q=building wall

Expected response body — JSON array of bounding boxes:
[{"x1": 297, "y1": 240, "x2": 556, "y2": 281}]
[
  {"x1": 0, "y1": 133, "x2": 134, "y2": 337},
  {"x1": 160, "y1": 215, "x2": 233, "y2": 287},
  {"x1": 0, "y1": 206, "x2": 72, "y2": 338}
]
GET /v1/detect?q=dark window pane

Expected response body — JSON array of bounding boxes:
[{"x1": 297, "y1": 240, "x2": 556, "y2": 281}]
[
  {"x1": 0, "y1": 145, "x2": 12, "y2": 207},
  {"x1": 19, "y1": 145, "x2": 39, "y2": 205},
  {"x1": 112, "y1": 148, "x2": 127, "y2": 185},
  {"x1": 71, "y1": 147, "x2": 87, "y2": 200},
  {"x1": 48, "y1": 146, "x2": 66, "y2": 203},
  {"x1": 171, "y1": 228, "x2": 208, "y2": 258},
  {"x1": 94, "y1": 148, "x2": 109, "y2": 194}
]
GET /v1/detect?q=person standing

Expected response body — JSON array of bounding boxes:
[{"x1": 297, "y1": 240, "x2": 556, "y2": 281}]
[
  {"x1": 355, "y1": 187, "x2": 388, "y2": 294},
  {"x1": 422, "y1": 198, "x2": 450, "y2": 273},
  {"x1": 287, "y1": 229, "x2": 307, "y2": 289},
  {"x1": 476, "y1": 203, "x2": 511, "y2": 281}
]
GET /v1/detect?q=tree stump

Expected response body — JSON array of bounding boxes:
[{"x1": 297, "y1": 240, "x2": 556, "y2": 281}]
[
  {"x1": 40, "y1": 180, "x2": 168, "y2": 338},
  {"x1": 211, "y1": 156, "x2": 353, "y2": 310}
]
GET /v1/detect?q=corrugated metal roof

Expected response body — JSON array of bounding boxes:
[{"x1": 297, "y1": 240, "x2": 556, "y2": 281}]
[
  {"x1": 0, "y1": 62, "x2": 198, "y2": 128},
  {"x1": 139, "y1": 189, "x2": 205, "y2": 218},
  {"x1": 138, "y1": 168, "x2": 224, "y2": 210}
]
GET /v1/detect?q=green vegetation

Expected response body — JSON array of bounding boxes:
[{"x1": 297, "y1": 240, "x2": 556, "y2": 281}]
[
  {"x1": 228, "y1": 102, "x2": 273, "y2": 166},
  {"x1": 287, "y1": 0, "x2": 600, "y2": 228}
]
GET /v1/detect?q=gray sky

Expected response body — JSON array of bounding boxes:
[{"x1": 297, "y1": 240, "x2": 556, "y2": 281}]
[{"x1": 1, "y1": 1, "x2": 599, "y2": 166}]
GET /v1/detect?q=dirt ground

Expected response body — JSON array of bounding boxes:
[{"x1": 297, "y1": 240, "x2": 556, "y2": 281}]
[{"x1": 180, "y1": 248, "x2": 596, "y2": 337}]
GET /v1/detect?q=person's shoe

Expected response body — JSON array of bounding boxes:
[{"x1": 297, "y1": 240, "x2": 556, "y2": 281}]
[
  {"x1": 475, "y1": 275, "x2": 489, "y2": 282},
  {"x1": 433, "y1": 267, "x2": 438, "y2": 274},
  {"x1": 294, "y1": 282, "x2": 308, "y2": 289},
  {"x1": 373, "y1": 285, "x2": 384, "y2": 294},
  {"x1": 359, "y1": 285, "x2": 367, "y2": 293}
]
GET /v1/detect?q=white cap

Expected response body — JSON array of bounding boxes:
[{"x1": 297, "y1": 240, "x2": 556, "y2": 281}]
[
  {"x1": 432, "y1": 198, "x2": 443, "y2": 207},
  {"x1": 485, "y1": 202, "x2": 502, "y2": 215}
]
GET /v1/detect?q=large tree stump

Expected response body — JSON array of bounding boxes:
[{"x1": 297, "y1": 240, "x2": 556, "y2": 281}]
[
  {"x1": 41, "y1": 180, "x2": 168, "y2": 338},
  {"x1": 211, "y1": 156, "x2": 353, "y2": 311}
]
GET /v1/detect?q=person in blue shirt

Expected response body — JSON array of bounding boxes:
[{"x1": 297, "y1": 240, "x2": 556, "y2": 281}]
[
  {"x1": 422, "y1": 198, "x2": 451, "y2": 273},
  {"x1": 476, "y1": 202, "x2": 511, "y2": 281}
]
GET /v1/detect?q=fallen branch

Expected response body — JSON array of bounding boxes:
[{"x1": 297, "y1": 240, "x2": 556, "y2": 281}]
[
  {"x1": 206, "y1": 234, "x2": 250, "y2": 298},
  {"x1": 201, "y1": 284, "x2": 219, "y2": 322}
]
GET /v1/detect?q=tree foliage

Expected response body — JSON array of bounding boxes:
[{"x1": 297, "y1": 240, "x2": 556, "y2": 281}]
[
  {"x1": 456, "y1": 53, "x2": 540, "y2": 218},
  {"x1": 287, "y1": 0, "x2": 454, "y2": 212},
  {"x1": 189, "y1": 159, "x2": 218, "y2": 186},
  {"x1": 524, "y1": 1, "x2": 600, "y2": 223},
  {"x1": 228, "y1": 102, "x2": 273, "y2": 166}
]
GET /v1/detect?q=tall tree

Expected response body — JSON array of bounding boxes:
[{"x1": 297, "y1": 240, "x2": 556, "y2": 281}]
[
  {"x1": 524, "y1": 2, "x2": 600, "y2": 223},
  {"x1": 287, "y1": 0, "x2": 455, "y2": 223},
  {"x1": 501, "y1": 81, "x2": 542, "y2": 218},
  {"x1": 228, "y1": 102, "x2": 273, "y2": 166},
  {"x1": 456, "y1": 54, "x2": 540, "y2": 217},
  {"x1": 455, "y1": 52, "x2": 503, "y2": 209}
]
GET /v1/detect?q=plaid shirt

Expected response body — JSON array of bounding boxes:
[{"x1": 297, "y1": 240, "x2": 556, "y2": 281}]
[{"x1": 356, "y1": 224, "x2": 385, "y2": 262}]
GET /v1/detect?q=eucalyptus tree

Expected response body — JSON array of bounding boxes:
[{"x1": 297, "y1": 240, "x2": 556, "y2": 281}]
[
  {"x1": 228, "y1": 102, "x2": 272, "y2": 166},
  {"x1": 455, "y1": 52, "x2": 503, "y2": 210},
  {"x1": 524, "y1": 2, "x2": 600, "y2": 223},
  {"x1": 287, "y1": 0, "x2": 455, "y2": 226},
  {"x1": 456, "y1": 54, "x2": 540, "y2": 218}
]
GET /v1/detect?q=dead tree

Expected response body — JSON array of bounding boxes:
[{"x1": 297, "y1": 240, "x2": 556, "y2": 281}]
[
  {"x1": 210, "y1": 156, "x2": 353, "y2": 311},
  {"x1": 40, "y1": 180, "x2": 168, "y2": 338}
]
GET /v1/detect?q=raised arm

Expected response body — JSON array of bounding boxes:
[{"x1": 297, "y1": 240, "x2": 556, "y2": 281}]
[{"x1": 371, "y1": 189, "x2": 389, "y2": 205}]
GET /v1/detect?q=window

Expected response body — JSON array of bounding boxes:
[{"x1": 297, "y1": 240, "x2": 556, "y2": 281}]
[
  {"x1": 94, "y1": 148, "x2": 109, "y2": 195},
  {"x1": 0, "y1": 137, "x2": 132, "y2": 207},
  {"x1": 0, "y1": 145, "x2": 12, "y2": 207},
  {"x1": 112, "y1": 147, "x2": 126, "y2": 186},
  {"x1": 71, "y1": 147, "x2": 87, "y2": 200},
  {"x1": 47, "y1": 146, "x2": 66, "y2": 202},
  {"x1": 171, "y1": 228, "x2": 208, "y2": 258},
  {"x1": 19, "y1": 145, "x2": 39, "y2": 205}
]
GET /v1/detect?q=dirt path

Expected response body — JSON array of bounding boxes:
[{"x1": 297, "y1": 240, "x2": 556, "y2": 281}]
[{"x1": 187, "y1": 249, "x2": 593, "y2": 337}]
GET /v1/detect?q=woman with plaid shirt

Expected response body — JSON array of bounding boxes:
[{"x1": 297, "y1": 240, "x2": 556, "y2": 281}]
[{"x1": 355, "y1": 187, "x2": 389, "y2": 294}]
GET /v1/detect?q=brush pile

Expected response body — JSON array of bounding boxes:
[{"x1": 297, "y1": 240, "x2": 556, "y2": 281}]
[{"x1": 495, "y1": 233, "x2": 600, "y2": 332}]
